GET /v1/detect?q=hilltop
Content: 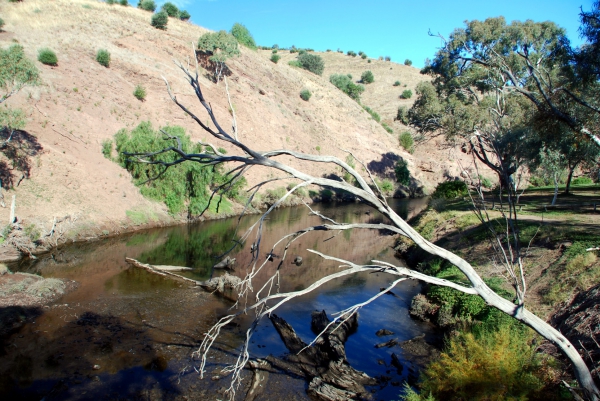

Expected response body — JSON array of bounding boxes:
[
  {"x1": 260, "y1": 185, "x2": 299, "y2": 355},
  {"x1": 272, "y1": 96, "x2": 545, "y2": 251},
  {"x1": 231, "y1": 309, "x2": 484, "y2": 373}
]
[{"x1": 0, "y1": 0, "x2": 476, "y2": 257}]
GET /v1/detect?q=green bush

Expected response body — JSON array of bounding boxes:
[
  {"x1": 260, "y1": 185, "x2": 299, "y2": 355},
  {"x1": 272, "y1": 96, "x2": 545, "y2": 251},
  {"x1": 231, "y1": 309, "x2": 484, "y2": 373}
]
[
  {"x1": 395, "y1": 159, "x2": 410, "y2": 185},
  {"x1": 138, "y1": 0, "x2": 156, "y2": 12},
  {"x1": 119, "y1": 0, "x2": 128, "y2": 6},
  {"x1": 37, "y1": 48, "x2": 58, "y2": 66},
  {"x1": 401, "y1": 89, "x2": 413, "y2": 99},
  {"x1": 114, "y1": 122, "x2": 245, "y2": 215},
  {"x1": 96, "y1": 49, "x2": 111, "y2": 67},
  {"x1": 329, "y1": 74, "x2": 364, "y2": 101},
  {"x1": 380, "y1": 179, "x2": 394, "y2": 193},
  {"x1": 230, "y1": 22, "x2": 256, "y2": 49},
  {"x1": 363, "y1": 106, "x2": 380, "y2": 122},
  {"x1": 393, "y1": 80, "x2": 401, "y2": 86},
  {"x1": 399, "y1": 131, "x2": 414, "y2": 153},
  {"x1": 179, "y1": 10, "x2": 190, "y2": 20},
  {"x1": 102, "y1": 139, "x2": 113, "y2": 159},
  {"x1": 197, "y1": 31, "x2": 240, "y2": 63},
  {"x1": 300, "y1": 89, "x2": 311, "y2": 101},
  {"x1": 0, "y1": 18, "x2": 4, "y2": 31},
  {"x1": 572, "y1": 176, "x2": 593, "y2": 185},
  {"x1": 297, "y1": 53, "x2": 324, "y2": 75},
  {"x1": 385, "y1": 56, "x2": 391, "y2": 61},
  {"x1": 151, "y1": 10, "x2": 168, "y2": 29},
  {"x1": 361, "y1": 54, "x2": 367, "y2": 59},
  {"x1": 361, "y1": 70, "x2": 374, "y2": 84},
  {"x1": 161, "y1": 2, "x2": 179, "y2": 17},
  {"x1": 133, "y1": 84, "x2": 146, "y2": 101},
  {"x1": 347, "y1": 50, "x2": 356, "y2": 57},
  {"x1": 396, "y1": 106, "x2": 409, "y2": 124},
  {"x1": 432, "y1": 181, "x2": 468, "y2": 199},
  {"x1": 288, "y1": 60, "x2": 301, "y2": 68},
  {"x1": 270, "y1": 54, "x2": 280, "y2": 64},
  {"x1": 381, "y1": 122, "x2": 393, "y2": 134},
  {"x1": 404, "y1": 59, "x2": 413, "y2": 66},
  {"x1": 272, "y1": 49, "x2": 278, "y2": 54},
  {"x1": 106, "y1": 0, "x2": 116, "y2": 4}
]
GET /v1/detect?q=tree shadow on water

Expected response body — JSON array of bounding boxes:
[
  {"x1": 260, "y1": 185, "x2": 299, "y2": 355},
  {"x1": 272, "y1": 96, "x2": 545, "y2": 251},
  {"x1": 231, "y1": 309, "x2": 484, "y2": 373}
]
[{"x1": 0, "y1": 128, "x2": 43, "y2": 189}]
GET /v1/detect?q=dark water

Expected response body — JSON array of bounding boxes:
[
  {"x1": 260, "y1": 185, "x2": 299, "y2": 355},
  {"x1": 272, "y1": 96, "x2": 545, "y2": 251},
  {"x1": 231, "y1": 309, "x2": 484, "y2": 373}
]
[{"x1": 0, "y1": 198, "x2": 435, "y2": 401}]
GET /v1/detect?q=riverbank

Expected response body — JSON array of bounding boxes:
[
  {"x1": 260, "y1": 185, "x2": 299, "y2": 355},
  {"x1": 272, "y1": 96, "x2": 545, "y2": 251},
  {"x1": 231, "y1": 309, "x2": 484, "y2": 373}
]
[{"x1": 395, "y1": 188, "x2": 600, "y2": 399}]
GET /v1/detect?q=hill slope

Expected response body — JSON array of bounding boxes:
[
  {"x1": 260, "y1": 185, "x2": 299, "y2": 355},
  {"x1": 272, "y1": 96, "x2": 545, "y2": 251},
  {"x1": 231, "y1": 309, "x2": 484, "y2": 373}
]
[{"x1": 0, "y1": 0, "x2": 473, "y2": 251}]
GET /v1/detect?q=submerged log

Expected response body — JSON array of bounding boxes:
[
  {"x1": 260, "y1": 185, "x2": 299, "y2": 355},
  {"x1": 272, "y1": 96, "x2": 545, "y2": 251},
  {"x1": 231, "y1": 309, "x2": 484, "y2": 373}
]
[
  {"x1": 270, "y1": 310, "x2": 376, "y2": 401},
  {"x1": 125, "y1": 258, "x2": 199, "y2": 285},
  {"x1": 213, "y1": 256, "x2": 235, "y2": 270}
]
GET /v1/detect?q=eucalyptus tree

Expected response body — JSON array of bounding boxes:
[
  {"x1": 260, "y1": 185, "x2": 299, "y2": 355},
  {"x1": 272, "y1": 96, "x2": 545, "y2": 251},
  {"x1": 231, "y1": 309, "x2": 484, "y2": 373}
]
[
  {"x1": 420, "y1": 15, "x2": 600, "y2": 149},
  {"x1": 119, "y1": 50, "x2": 600, "y2": 400}
]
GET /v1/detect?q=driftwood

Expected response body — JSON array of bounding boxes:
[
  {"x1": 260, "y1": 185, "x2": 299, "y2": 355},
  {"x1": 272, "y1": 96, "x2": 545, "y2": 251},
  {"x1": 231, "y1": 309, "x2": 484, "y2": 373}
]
[
  {"x1": 125, "y1": 258, "x2": 199, "y2": 284},
  {"x1": 125, "y1": 257, "x2": 242, "y2": 299},
  {"x1": 213, "y1": 256, "x2": 236, "y2": 270},
  {"x1": 270, "y1": 310, "x2": 376, "y2": 401}
]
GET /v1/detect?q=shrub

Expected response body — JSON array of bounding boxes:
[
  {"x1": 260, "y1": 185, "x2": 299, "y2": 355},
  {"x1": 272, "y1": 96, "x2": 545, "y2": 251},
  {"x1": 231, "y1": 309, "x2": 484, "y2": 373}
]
[
  {"x1": 270, "y1": 54, "x2": 280, "y2": 63},
  {"x1": 114, "y1": 122, "x2": 245, "y2": 215},
  {"x1": 297, "y1": 53, "x2": 324, "y2": 76},
  {"x1": 393, "y1": 80, "x2": 401, "y2": 86},
  {"x1": 197, "y1": 31, "x2": 240, "y2": 63},
  {"x1": 573, "y1": 176, "x2": 593, "y2": 185},
  {"x1": 395, "y1": 159, "x2": 410, "y2": 185},
  {"x1": 133, "y1": 84, "x2": 146, "y2": 101},
  {"x1": 272, "y1": 49, "x2": 278, "y2": 54},
  {"x1": 300, "y1": 89, "x2": 311, "y2": 101},
  {"x1": 432, "y1": 181, "x2": 468, "y2": 199},
  {"x1": 37, "y1": 48, "x2": 58, "y2": 66},
  {"x1": 230, "y1": 23, "x2": 256, "y2": 49},
  {"x1": 179, "y1": 10, "x2": 190, "y2": 21},
  {"x1": 102, "y1": 139, "x2": 113, "y2": 159},
  {"x1": 106, "y1": 0, "x2": 116, "y2": 4},
  {"x1": 421, "y1": 324, "x2": 544, "y2": 400},
  {"x1": 0, "y1": 18, "x2": 4, "y2": 31},
  {"x1": 288, "y1": 60, "x2": 301, "y2": 68},
  {"x1": 96, "y1": 49, "x2": 111, "y2": 67},
  {"x1": 151, "y1": 10, "x2": 168, "y2": 29},
  {"x1": 385, "y1": 56, "x2": 391, "y2": 61},
  {"x1": 138, "y1": 0, "x2": 156, "y2": 11},
  {"x1": 401, "y1": 89, "x2": 413, "y2": 99},
  {"x1": 347, "y1": 50, "x2": 356, "y2": 57},
  {"x1": 404, "y1": 59, "x2": 413, "y2": 66},
  {"x1": 329, "y1": 74, "x2": 364, "y2": 101},
  {"x1": 396, "y1": 106, "x2": 409, "y2": 124},
  {"x1": 399, "y1": 131, "x2": 414, "y2": 153},
  {"x1": 361, "y1": 70, "x2": 374, "y2": 84},
  {"x1": 361, "y1": 54, "x2": 367, "y2": 59},
  {"x1": 161, "y1": 2, "x2": 179, "y2": 17},
  {"x1": 119, "y1": 0, "x2": 128, "y2": 5},
  {"x1": 363, "y1": 106, "x2": 380, "y2": 122},
  {"x1": 367, "y1": 59, "x2": 371, "y2": 63},
  {"x1": 381, "y1": 122, "x2": 393, "y2": 134},
  {"x1": 380, "y1": 179, "x2": 394, "y2": 193}
]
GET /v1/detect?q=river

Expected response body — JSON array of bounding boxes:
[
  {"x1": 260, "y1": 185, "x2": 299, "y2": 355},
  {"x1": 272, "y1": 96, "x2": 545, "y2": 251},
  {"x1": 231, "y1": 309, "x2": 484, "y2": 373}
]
[{"x1": 0, "y1": 198, "x2": 437, "y2": 401}]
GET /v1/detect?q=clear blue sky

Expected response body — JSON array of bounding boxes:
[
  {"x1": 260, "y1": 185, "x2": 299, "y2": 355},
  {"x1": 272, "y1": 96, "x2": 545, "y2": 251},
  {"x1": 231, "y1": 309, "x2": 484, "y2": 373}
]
[{"x1": 157, "y1": 0, "x2": 594, "y2": 68}]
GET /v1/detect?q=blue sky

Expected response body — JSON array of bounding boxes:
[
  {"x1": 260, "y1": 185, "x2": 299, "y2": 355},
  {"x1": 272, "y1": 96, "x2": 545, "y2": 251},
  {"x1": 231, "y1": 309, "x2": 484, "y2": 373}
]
[{"x1": 156, "y1": 0, "x2": 594, "y2": 68}]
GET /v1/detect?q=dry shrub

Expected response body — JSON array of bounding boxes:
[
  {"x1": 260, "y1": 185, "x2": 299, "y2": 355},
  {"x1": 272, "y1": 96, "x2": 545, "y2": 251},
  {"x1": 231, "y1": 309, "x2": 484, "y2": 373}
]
[
  {"x1": 422, "y1": 325, "x2": 545, "y2": 400},
  {"x1": 26, "y1": 278, "x2": 65, "y2": 297}
]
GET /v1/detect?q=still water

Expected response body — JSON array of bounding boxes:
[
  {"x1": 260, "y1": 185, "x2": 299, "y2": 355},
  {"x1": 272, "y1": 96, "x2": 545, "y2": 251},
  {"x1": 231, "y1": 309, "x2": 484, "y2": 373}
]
[{"x1": 0, "y1": 198, "x2": 435, "y2": 401}]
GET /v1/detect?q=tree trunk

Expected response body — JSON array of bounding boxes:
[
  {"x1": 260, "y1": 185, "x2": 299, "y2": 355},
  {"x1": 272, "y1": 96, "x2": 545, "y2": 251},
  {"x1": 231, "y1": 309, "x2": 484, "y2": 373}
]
[
  {"x1": 565, "y1": 163, "x2": 578, "y2": 195},
  {"x1": 552, "y1": 174, "x2": 559, "y2": 206}
]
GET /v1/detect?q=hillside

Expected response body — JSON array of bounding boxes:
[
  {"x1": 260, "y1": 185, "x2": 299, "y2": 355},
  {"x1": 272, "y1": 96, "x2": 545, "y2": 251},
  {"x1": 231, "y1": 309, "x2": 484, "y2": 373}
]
[{"x1": 0, "y1": 0, "x2": 475, "y2": 254}]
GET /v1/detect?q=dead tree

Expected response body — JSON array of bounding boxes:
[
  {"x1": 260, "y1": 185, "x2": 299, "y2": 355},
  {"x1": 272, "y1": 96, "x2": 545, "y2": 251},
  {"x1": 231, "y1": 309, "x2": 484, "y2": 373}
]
[{"x1": 123, "y1": 50, "x2": 600, "y2": 401}]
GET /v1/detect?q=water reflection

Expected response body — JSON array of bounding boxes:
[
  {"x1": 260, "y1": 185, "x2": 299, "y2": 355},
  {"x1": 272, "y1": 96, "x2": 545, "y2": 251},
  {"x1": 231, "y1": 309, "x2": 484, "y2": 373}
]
[{"x1": 1, "y1": 197, "x2": 432, "y2": 400}]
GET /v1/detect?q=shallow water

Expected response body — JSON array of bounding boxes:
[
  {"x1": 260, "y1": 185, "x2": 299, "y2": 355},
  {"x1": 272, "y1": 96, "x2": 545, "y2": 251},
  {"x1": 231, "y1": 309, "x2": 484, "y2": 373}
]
[{"x1": 0, "y1": 198, "x2": 435, "y2": 400}]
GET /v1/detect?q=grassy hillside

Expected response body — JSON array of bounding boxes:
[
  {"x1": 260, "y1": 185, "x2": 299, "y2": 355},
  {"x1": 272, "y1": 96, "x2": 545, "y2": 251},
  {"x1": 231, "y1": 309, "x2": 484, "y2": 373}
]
[{"x1": 0, "y1": 0, "x2": 474, "y2": 248}]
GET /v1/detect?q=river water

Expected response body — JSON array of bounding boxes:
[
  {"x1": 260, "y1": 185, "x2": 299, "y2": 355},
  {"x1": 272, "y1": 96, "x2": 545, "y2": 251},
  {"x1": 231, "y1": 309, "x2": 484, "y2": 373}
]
[{"x1": 0, "y1": 198, "x2": 436, "y2": 401}]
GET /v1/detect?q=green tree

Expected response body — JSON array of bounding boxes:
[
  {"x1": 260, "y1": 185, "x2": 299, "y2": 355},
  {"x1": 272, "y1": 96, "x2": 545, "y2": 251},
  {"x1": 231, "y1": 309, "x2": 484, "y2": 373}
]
[
  {"x1": 404, "y1": 59, "x2": 412, "y2": 66},
  {"x1": 360, "y1": 70, "x2": 374, "y2": 84},
  {"x1": 297, "y1": 53, "x2": 324, "y2": 76},
  {"x1": 0, "y1": 44, "x2": 39, "y2": 104},
  {"x1": 424, "y1": 16, "x2": 600, "y2": 150},
  {"x1": 197, "y1": 30, "x2": 240, "y2": 80},
  {"x1": 230, "y1": 23, "x2": 256, "y2": 49},
  {"x1": 536, "y1": 147, "x2": 566, "y2": 206},
  {"x1": 138, "y1": 0, "x2": 156, "y2": 12},
  {"x1": 161, "y1": 2, "x2": 179, "y2": 17},
  {"x1": 179, "y1": 10, "x2": 190, "y2": 21},
  {"x1": 151, "y1": 10, "x2": 168, "y2": 30}
]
